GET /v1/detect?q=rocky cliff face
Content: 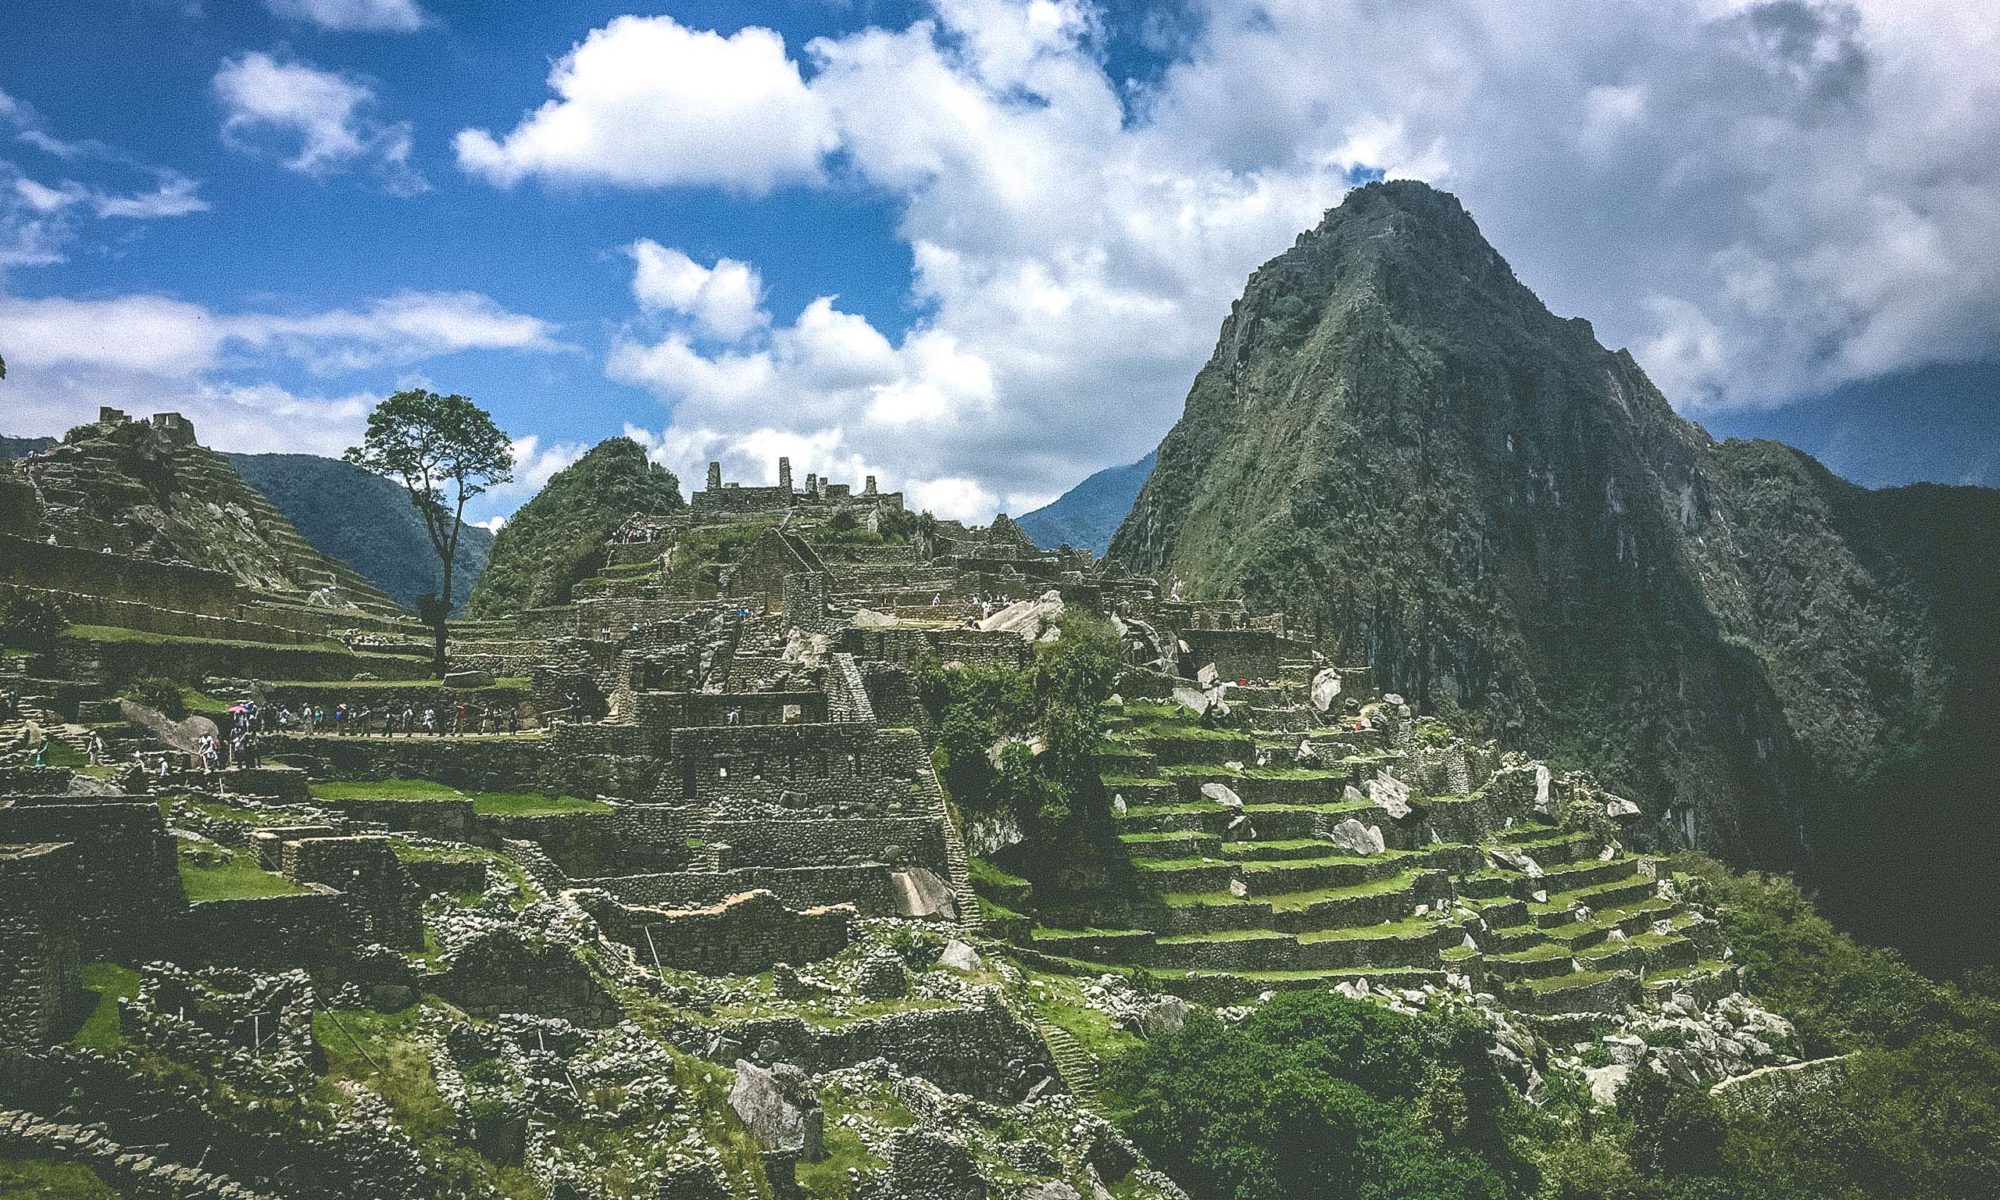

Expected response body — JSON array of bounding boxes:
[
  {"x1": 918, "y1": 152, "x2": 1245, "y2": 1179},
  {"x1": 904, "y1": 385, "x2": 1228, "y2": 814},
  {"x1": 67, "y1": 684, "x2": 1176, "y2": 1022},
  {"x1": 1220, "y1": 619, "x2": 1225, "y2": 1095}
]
[
  {"x1": 466, "y1": 437, "x2": 684, "y2": 617},
  {"x1": 1108, "y1": 181, "x2": 2000, "y2": 968}
]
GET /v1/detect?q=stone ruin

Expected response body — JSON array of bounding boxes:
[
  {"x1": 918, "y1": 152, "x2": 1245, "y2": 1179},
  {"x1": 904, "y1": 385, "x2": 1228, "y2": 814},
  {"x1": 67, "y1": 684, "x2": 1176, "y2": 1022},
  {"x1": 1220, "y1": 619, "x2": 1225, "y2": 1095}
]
[{"x1": 0, "y1": 420, "x2": 1800, "y2": 1197}]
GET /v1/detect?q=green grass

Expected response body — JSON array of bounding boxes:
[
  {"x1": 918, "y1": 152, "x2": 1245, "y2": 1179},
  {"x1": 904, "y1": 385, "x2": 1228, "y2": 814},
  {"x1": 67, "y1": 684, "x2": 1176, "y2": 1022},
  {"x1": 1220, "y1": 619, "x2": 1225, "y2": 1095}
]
[
  {"x1": 311, "y1": 779, "x2": 463, "y2": 802},
  {"x1": 70, "y1": 962, "x2": 138, "y2": 1052},
  {"x1": 62, "y1": 623, "x2": 344, "y2": 652},
  {"x1": 179, "y1": 849, "x2": 311, "y2": 901},
  {"x1": 0, "y1": 1158, "x2": 123, "y2": 1199},
  {"x1": 308, "y1": 779, "x2": 607, "y2": 816}
]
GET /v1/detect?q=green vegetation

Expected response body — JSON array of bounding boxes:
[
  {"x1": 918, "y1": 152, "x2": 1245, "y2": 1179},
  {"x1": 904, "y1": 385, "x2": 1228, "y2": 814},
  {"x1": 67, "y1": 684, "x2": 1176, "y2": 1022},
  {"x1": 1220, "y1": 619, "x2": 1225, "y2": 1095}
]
[
  {"x1": 124, "y1": 674, "x2": 186, "y2": 719},
  {"x1": 70, "y1": 963, "x2": 139, "y2": 1052},
  {"x1": 178, "y1": 847, "x2": 311, "y2": 900},
  {"x1": 0, "y1": 595, "x2": 67, "y2": 650},
  {"x1": 309, "y1": 778, "x2": 609, "y2": 815},
  {"x1": 228, "y1": 450, "x2": 496, "y2": 614},
  {"x1": 1108, "y1": 991, "x2": 1527, "y2": 1199},
  {"x1": 343, "y1": 388, "x2": 517, "y2": 675},
  {"x1": 467, "y1": 436, "x2": 683, "y2": 617},
  {"x1": 0, "y1": 1157, "x2": 123, "y2": 1199}
]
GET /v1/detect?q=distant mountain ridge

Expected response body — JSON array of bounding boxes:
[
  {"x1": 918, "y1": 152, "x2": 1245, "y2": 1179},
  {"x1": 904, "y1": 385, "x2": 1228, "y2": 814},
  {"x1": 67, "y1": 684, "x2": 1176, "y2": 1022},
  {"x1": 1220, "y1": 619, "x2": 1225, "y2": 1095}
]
[
  {"x1": 1108, "y1": 180, "x2": 2000, "y2": 969},
  {"x1": 226, "y1": 452, "x2": 495, "y2": 615},
  {"x1": 1016, "y1": 450, "x2": 1154, "y2": 554}
]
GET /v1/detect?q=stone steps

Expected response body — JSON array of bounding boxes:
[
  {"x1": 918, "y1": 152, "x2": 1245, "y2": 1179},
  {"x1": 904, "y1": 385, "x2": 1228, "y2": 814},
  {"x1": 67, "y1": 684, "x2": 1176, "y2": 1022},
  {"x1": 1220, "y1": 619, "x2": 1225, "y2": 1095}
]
[{"x1": 1036, "y1": 1022, "x2": 1098, "y2": 1100}]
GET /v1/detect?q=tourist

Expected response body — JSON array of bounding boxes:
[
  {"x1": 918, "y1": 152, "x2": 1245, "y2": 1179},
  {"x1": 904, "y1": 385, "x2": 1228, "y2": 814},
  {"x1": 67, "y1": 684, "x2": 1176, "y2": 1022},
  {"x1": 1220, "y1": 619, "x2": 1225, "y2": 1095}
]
[
  {"x1": 401, "y1": 704, "x2": 415, "y2": 736},
  {"x1": 422, "y1": 707, "x2": 437, "y2": 735},
  {"x1": 31, "y1": 736, "x2": 50, "y2": 767},
  {"x1": 88, "y1": 730, "x2": 108, "y2": 764}
]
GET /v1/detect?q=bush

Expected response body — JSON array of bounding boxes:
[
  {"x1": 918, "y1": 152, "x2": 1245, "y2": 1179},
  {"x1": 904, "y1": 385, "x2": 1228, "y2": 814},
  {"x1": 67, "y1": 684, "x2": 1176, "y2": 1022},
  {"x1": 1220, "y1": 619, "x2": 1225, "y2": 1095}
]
[
  {"x1": 0, "y1": 595, "x2": 68, "y2": 650},
  {"x1": 127, "y1": 675, "x2": 187, "y2": 719}
]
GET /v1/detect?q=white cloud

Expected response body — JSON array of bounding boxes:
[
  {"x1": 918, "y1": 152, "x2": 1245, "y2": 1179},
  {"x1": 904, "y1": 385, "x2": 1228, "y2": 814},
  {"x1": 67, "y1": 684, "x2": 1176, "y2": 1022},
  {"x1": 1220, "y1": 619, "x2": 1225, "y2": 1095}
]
[
  {"x1": 264, "y1": 0, "x2": 425, "y2": 33},
  {"x1": 567, "y1": 0, "x2": 2000, "y2": 520},
  {"x1": 454, "y1": 15, "x2": 837, "y2": 193},
  {"x1": 0, "y1": 88, "x2": 208, "y2": 274},
  {"x1": 214, "y1": 53, "x2": 425, "y2": 192},
  {"x1": 628, "y1": 241, "x2": 766, "y2": 341},
  {"x1": 0, "y1": 289, "x2": 561, "y2": 459}
]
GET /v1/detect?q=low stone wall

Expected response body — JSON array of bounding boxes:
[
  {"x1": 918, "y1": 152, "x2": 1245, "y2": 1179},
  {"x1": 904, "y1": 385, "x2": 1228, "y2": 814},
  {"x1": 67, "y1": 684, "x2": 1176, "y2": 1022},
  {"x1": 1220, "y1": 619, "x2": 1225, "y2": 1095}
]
[
  {"x1": 261, "y1": 733, "x2": 550, "y2": 792},
  {"x1": 0, "y1": 842, "x2": 81, "y2": 1055},
  {"x1": 588, "y1": 889, "x2": 854, "y2": 975},
  {"x1": 46, "y1": 633, "x2": 431, "y2": 686},
  {"x1": 632, "y1": 690, "x2": 825, "y2": 731},
  {"x1": 577, "y1": 865, "x2": 896, "y2": 915},
  {"x1": 176, "y1": 889, "x2": 348, "y2": 969},
  {"x1": 1179, "y1": 628, "x2": 1280, "y2": 681},
  {"x1": 704, "y1": 817, "x2": 945, "y2": 872},
  {"x1": 0, "y1": 1108, "x2": 278, "y2": 1200},
  {"x1": 281, "y1": 836, "x2": 424, "y2": 950}
]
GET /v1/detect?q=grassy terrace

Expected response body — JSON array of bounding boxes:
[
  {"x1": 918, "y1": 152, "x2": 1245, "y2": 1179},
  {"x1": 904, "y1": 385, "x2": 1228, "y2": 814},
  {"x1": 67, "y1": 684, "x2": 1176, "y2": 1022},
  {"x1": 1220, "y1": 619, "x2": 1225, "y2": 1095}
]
[
  {"x1": 70, "y1": 962, "x2": 139, "y2": 1052},
  {"x1": 179, "y1": 847, "x2": 311, "y2": 901},
  {"x1": 309, "y1": 779, "x2": 611, "y2": 816}
]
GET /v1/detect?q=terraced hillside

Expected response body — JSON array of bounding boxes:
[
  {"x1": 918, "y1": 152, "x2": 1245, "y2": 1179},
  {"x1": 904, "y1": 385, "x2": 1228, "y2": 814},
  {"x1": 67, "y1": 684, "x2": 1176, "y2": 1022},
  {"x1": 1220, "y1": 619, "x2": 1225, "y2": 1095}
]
[{"x1": 997, "y1": 666, "x2": 1729, "y2": 1013}]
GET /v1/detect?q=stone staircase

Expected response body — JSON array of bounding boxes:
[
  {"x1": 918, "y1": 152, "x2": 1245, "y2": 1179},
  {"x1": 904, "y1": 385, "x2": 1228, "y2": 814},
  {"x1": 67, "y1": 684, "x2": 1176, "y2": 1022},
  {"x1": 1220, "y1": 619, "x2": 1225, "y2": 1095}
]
[{"x1": 1036, "y1": 1021, "x2": 1099, "y2": 1101}]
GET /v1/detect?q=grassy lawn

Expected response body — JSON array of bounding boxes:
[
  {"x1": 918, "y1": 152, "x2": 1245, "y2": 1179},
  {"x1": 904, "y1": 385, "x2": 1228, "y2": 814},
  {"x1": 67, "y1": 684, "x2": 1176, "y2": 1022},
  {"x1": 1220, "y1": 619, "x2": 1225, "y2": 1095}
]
[
  {"x1": 311, "y1": 779, "x2": 464, "y2": 802},
  {"x1": 309, "y1": 780, "x2": 606, "y2": 816},
  {"x1": 70, "y1": 962, "x2": 139, "y2": 1052},
  {"x1": 0, "y1": 1158, "x2": 123, "y2": 1199},
  {"x1": 179, "y1": 849, "x2": 311, "y2": 901}
]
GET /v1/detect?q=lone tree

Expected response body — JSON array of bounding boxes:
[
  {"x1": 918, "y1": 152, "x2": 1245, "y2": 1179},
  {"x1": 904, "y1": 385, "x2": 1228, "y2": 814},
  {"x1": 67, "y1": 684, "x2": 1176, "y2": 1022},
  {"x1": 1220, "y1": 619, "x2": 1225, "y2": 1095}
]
[{"x1": 344, "y1": 389, "x2": 513, "y2": 677}]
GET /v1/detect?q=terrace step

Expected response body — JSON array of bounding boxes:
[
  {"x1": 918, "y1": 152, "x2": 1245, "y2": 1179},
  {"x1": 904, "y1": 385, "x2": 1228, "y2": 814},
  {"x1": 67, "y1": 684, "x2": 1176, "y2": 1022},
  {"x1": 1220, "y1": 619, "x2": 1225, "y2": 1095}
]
[{"x1": 1037, "y1": 1022, "x2": 1098, "y2": 1101}]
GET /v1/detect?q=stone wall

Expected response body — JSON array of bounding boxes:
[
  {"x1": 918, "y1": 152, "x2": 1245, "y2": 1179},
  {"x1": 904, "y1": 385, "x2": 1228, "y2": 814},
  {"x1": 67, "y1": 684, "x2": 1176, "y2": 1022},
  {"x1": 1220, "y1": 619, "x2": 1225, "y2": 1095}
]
[
  {"x1": 0, "y1": 843, "x2": 81, "y2": 1055},
  {"x1": 586, "y1": 889, "x2": 853, "y2": 975},
  {"x1": 0, "y1": 795, "x2": 184, "y2": 955},
  {"x1": 176, "y1": 889, "x2": 348, "y2": 969},
  {"x1": 263, "y1": 733, "x2": 550, "y2": 792},
  {"x1": 703, "y1": 817, "x2": 944, "y2": 872},
  {"x1": 280, "y1": 836, "x2": 424, "y2": 949},
  {"x1": 1179, "y1": 628, "x2": 1280, "y2": 682},
  {"x1": 632, "y1": 690, "x2": 825, "y2": 731},
  {"x1": 576, "y1": 865, "x2": 895, "y2": 915},
  {"x1": 667, "y1": 724, "x2": 936, "y2": 817}
]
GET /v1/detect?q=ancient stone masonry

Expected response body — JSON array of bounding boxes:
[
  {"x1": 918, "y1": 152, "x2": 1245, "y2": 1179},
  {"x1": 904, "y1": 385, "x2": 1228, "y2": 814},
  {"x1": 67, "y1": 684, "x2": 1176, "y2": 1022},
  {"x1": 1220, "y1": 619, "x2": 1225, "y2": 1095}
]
[
  {"x1": 0, "y1": 422, "x2": 1799, "y2": 1197},
  {"x1": 0, "y1": 842, "x2": 81, "y2": 1055}
]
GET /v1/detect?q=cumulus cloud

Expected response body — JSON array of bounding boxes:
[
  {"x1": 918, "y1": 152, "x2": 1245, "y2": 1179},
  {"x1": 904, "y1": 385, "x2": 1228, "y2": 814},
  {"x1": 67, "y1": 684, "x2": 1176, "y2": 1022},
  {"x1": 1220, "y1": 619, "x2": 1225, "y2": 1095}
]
[
  {"x1": 264, "y1": 0, "x2": 425, "y2": 33},
  {"x1": 214, "y1": 53, "x2": 425, "y2": 192},
  {"x1": 577, "y1": 0, "x2": 2000, "y2": 517},
  {"x1": 454, "y1": 15, "x2": 837, "y2": 192},
  {"x1": 627, "y1": 241, "x2": 767, "y2": 342}
]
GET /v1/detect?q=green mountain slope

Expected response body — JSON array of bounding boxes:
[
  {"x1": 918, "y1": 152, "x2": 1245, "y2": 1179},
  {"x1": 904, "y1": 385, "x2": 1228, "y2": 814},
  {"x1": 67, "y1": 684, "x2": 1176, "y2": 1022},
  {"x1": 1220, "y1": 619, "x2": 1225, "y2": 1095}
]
[
  {"x1": 1017, "y1": 450, "x2": 1155, "y2": 554},
  {"x1": 227, "y1": 452, "x2": 494, "y2": 615},
  {"x1": 1108, "y1": 180, "x2": 2000, "y2": 969},
  {"x1": 467, "y1": 436, "x2": 684, "y2": 617}
]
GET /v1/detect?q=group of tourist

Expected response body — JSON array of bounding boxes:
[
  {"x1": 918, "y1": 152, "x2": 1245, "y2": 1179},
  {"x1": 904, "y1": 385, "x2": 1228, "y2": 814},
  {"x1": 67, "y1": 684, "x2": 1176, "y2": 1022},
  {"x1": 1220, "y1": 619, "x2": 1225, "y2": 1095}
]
[
  {"x1": 276, "y1": 699, "x2": 521, "y2": 737},
  {"x1": 614, "y1": 520, "x2": 667, "y2": 543}
]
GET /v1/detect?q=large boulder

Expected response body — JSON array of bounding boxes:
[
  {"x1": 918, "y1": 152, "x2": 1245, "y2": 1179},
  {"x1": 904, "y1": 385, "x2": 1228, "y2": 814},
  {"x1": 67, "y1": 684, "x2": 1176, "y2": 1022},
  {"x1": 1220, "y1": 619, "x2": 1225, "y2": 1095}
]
[
  {"x1": 1327, "y1": 818, "x2": 1385, "y2": 856},
  {"x1": 1367, "y1": 772, "x2": 1412, "y2": 819},
  {"x1": 1310, "y1": 667, "x2": 1343, "y2": 713},
  {"x1": 729, "y1": 1060, "x2": 825, "y2": 1160},
  {"x1": 888, "y1": 868, "x2": 956, "y2": 920},
  {"x1": 1200, "y1": 782, "x2": 1244, "y2": 809},
  {"x1": 444, "y1": 669, "x2": 495, "y2": 689}
]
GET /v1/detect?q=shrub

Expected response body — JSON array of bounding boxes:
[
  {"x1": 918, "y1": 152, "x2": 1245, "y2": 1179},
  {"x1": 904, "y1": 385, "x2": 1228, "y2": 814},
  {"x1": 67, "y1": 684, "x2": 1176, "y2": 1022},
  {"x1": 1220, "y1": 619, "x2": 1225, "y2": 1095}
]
[
  {"x1": 0, "y1": 595, "x2": 68, "y2": 649},
  {"x1": 127, "y1": 675, "x2": 187, "y2": 719}
]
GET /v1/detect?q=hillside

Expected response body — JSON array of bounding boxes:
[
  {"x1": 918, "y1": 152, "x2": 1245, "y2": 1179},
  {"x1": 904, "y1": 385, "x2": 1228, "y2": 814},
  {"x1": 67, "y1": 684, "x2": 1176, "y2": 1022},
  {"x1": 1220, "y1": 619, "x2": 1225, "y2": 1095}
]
[
  {"x1": 227, "y1": 452, "x2": 494, "y2": 615},
  {"x1": 466, "y1": 436, "x2": 684, "y2": 616},
  {"x1": 0, "y1": 409, "x2": 399, "y2": 616},
  {"x1": 1108, "y1": 180, "x2": 2000, "y2": 970},
  {"x1": 1017, "y1": 450, "x2": 1154, "y2": 554},
  {"x1": 0, "y1": 435, "x2": 56, "y2": 459}
]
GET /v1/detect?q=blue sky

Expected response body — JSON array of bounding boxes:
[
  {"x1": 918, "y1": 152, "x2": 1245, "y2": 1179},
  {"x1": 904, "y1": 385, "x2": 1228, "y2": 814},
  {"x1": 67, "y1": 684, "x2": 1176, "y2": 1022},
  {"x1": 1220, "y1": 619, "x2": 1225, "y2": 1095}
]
[{"x1": 2, "y1": 0, "x2": 1996, "y2": 524}]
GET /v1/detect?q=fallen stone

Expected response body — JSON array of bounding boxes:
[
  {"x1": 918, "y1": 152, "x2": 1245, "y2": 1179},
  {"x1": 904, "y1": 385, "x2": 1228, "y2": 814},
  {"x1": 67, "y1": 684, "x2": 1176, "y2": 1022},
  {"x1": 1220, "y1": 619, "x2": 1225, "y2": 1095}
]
[
  {"x1": 939, "y1": 940, "x2": 983, "y2": 973},
  {"x1": 1328, "y1": 818, "x2": 1385, "y2": 855},
  {"x1": 1310, "y1": 666, "x2": 1343, "y2": 712},
  {"x1": 1201, "y1": 782, "x2": 1244, "y2": 809},
  {"x1": 888, "y1": 868, "x2": 955, "y2": 920},
  {"x1": 729, "y1": 1060, "x2": 825, "y2": 1160},
  {"x1": 1586, "y1": 1063, "x2": 1631, "y2": 1105},
  {"x1": 443, "y1": 670, "x2": 494, "y2": 689},
  {"x1": 1368, "y1": 772, "x2": 1413, "y2": 819}
]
